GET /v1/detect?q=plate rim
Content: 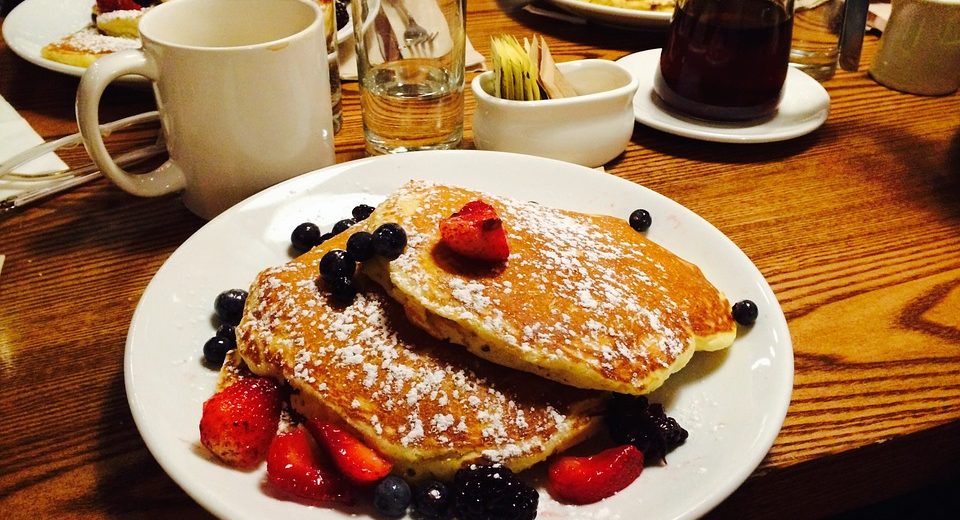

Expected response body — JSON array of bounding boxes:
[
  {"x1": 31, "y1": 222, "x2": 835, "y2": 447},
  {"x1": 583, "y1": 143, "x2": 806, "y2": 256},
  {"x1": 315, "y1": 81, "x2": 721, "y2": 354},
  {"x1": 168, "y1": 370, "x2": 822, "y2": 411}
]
[
  {"x1": 124, "y1": 150, "x2": 794, "y2": 520},
  {"x1": 617, "y1": 48, "x2": 830, "y2": 143},
  {"x1": 544, "y1": 0, "x2": 673, "y2": 28}
]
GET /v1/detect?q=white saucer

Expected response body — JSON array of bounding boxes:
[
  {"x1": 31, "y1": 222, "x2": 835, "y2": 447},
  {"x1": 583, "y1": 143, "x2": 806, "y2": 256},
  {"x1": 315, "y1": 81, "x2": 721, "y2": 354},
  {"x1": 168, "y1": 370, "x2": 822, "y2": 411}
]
[{"x1": 617, "y1": 49, "x2": 830, "y2": 143}]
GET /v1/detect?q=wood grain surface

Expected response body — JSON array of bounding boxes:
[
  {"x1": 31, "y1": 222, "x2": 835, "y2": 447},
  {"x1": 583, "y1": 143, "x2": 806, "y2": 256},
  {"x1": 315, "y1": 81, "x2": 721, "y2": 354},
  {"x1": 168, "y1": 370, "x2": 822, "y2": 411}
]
[{"x1": 2, "y1": 1, "x2": 959, "y2": 519}]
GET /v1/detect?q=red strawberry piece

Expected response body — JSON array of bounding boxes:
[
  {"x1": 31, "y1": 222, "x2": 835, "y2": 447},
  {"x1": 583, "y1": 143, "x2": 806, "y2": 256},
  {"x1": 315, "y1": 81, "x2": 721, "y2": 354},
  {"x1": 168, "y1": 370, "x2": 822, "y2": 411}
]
[
  {"x1": 548, "y1": 444, "x2": 644, "y2": 504},
  {"x1": 96, "y1": 0, "x2": 144, "y2": 13},
  {"x1": 199, "y1": 377, "x2": 283, "y2": 469},
  {"x1": 438, "y1": 200, "x2": 510, "y2": 262},
  {"x1": 266, "y1": 424, "x2": 354, "y2": 504},
  {"x1": 306, "y1": 419, "x2": 393, "y2": 485}
]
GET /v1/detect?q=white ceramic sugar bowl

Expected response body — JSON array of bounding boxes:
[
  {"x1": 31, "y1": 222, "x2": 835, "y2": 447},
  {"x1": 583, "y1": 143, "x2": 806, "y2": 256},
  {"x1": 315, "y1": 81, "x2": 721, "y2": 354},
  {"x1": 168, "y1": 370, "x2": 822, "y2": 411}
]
[{"x1": 471, "y1": 59, "x2": 639, "y2": 168}]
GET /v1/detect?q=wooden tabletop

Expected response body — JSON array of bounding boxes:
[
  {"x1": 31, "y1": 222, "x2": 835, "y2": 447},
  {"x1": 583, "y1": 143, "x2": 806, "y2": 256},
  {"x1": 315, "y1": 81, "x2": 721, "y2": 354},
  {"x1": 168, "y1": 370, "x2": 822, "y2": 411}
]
[{"x1": 2, "y1": 1, "x2": 959, "y2": 518}]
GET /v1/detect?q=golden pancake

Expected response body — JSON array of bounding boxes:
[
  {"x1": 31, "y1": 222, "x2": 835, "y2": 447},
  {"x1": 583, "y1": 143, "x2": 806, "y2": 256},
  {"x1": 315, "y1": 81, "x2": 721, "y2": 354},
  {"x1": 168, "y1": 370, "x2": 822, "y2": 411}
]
[
  {"x1": 361, "y1": 181, "x2": 737, "y2": 396},
  {"x1": 41, "y1": 26, "x2": 141, "y2": 68},
  {"x1": 236, "y1": 231, "x2": 604, "y2": 481}
]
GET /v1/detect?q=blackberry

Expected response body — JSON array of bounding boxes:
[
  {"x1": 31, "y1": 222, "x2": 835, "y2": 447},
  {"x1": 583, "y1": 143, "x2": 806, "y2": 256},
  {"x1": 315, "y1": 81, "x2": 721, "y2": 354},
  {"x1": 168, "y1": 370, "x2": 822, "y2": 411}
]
[
  {"x1": 203, "y1": 336, "x2": 232, "y2": 367},
  {"x1": 332, "y1": 218, "x2": 356, "y2": 235},
  {"x1": 454, "y1": 464, "x2": 538, "y2": 520},
  {"x1": 414, "y1": 479, "x2": 453, "y2": 520},
  {"x1": 605, "y1": 394, "x2": 687, "y2": 464},
  {"x1": 214, "y1": 289, "x2": 247, "y2": 325},
  {"x1": 732, "y1": 299, "x2": 758, "y2": 326},
  {"x1": 346, "y1": 231, "x2": 376, "y2": 262},
  {"x1": 628, "y1": 209, "x2": 652, "y2": 232},
  {"x1": 291, "y1": 222, "x2": 322, "y2": 252},
  {"x1": 374, "y1": 475, "x2": 412, "y2": 518},
  {"x1": 352, "y1": 203, "x2": 376, "y2": 221},
  {"x1": 372, "y1": 223, "x2": 407, "y2": 260},
  {"x1": 334, "y1": 0, "x2": 350, "y2": 31},
  {"x1": 319, "y1": 249, "x2": 356, "y2": 283}
]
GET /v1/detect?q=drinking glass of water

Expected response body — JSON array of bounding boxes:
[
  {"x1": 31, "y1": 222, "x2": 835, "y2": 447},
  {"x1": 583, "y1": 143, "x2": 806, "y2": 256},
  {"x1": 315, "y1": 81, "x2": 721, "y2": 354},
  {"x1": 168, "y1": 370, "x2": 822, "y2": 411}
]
[
  {"x1": 351, "y1": 0, "x2": 465, "y2": 154},
  {"x1": 653, "y1": 0, "x2": 795, "y2": 121}
]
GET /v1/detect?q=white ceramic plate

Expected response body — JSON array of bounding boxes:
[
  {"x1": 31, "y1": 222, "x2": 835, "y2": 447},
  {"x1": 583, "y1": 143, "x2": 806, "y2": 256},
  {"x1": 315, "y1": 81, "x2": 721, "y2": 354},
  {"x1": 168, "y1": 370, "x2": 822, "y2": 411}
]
[
  {"x1": 2, "y1": 0, "x2": 352, "y2": 84},
  {"x1": 618, "y1": 49, "x2": 831, "y2": 143},
  {"x1": 125, "y1": 151, "x2": 793, "y2": 520},
  {"x1": 544, "y1": 0, "x2": 672, "y2": 29}
]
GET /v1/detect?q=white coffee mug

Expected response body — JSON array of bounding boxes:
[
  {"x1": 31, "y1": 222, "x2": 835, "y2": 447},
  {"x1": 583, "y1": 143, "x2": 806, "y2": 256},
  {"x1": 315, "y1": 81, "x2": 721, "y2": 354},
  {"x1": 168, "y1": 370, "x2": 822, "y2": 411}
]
[
  {"x1": 869, "y1": 0, "x2": 960, "y2": 96},
  {"x1": 77, "y1": 0, "x2": 336, "y2": 219}
]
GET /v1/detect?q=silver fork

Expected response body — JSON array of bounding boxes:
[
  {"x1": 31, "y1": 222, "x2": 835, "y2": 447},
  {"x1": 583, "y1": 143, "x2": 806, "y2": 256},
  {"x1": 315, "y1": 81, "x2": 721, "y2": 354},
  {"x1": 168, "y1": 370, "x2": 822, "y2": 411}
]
[{"x1": 389, "y1": 0, "x2": 436, "y2": 46}]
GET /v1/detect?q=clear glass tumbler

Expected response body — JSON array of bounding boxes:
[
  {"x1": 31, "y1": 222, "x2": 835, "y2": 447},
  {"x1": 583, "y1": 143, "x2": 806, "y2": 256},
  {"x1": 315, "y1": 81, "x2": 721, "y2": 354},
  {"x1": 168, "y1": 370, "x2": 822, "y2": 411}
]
[{"x1": 351, "y1": 0, "x2": 465, "y2": 154}]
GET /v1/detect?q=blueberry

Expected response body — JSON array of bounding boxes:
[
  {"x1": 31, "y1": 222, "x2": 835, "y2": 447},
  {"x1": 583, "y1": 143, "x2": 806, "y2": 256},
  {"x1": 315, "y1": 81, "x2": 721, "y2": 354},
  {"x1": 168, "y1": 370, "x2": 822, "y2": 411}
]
[
  {"x1": 319, "y1": 249, "x2": 356, "y2": 283},
  {"x1": 332, "y1": 218, "x2": 356, "y2": 235},
  {"x1": 629, "y1": 209, "x2": 652, "y2": 232},
  {"x1": 372, "y1": 223, "x2": 407, "y2": 260},
  {"x1": 732, "y1": 299, "x2": 758, "y2": 325},
  {"x1": 215, "y1": 324, "x2": 237, "y2": 347},
  {"x1": 352, "y1": 204, "x2": 376, "y2": 221},
  {"x1": 291, "y1": 222, "x2": 322, "y2": 252},
  {"x1": 203, "y1": 336, "x2": 232, "y2": 367},
  {"x1": 214, "y1": 289, "x2": 247, "y2": 325},
  {"x1": 414, "y1": 480, "x2": 452, "y2": 520},
  {"x1": 326, "y1": 275, "x2": 357, "y2": 303},
  {"x1": 346, "y1": 231, "x2": 376, "y2": 262},
  {"x1": 374, "y1": 475, "x2": 412, "y2": 518}
]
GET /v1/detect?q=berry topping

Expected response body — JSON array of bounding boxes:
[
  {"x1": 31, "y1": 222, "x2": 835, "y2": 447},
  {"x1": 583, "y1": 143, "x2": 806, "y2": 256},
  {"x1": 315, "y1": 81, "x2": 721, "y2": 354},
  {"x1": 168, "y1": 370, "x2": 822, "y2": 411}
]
[
  {"x1": 439, "y1": 200, "x2": 510, "y2": 263},
  {"x1": 414, "y1": 480, "x2": 453, "y2": 520},
  {"x1": 454, "y1": 464, "x2": 538, "y2": 520},
  {"x1": 215, "y1": 323, "x2": 236, "y2": 342},
  {"x1": 199, "y1": 377, "x2": 282, "y2": 468},
  {"x1": 203, "y1": 336, "x2": 232, "y2": 367},
  {"x1": 334, "y1": 0, "x2": 350, "y2": 31},
  {"x1": 606, "y1": 395, "x2": 688, "y2": 464},
  {"x1": 332, "y1": 218, "x2": 356, "y2": 235},
  {"x1": 372, "y1": 223, "x2": 408, "y2": 260},
  {"x1": 732, "y1": 299, "x2": 758, "y2": 325},
  {"x1": 266, "y1": 424, "x2": 354, "y2": 504},
  {"x1": 326, "y1": 275, "x2": 357, "y2": 303},
  {"x1": 319, "y1": 249, "x2": 356, "y2": 283},
  {"x1": 547, "y1": 445, "x2": 644, "y2": 504},
  {"x1": 214, "y1": 289, "x2": 248, "y2": 326},
  {"x1": 291, "y1": 222, "x2": 323, "y2": 252},
  {"x1": 373, "y1": 475, "x2": 412, "y2": 518},
  {"x1": 628, "y1": 209, "x2": 652, "y2": 232},
  {"x1": 306, "y1": 419, "x2": 394, "y2": 485},
  {"x1": 352, "y1": 203, "x2": 376, "y2": 221},
  {"x1": 346, "y1": 231, "x2": 376, "y2": 262},
  {"x1": 96, "y1": 0, "x2": 143, "y2": 13}
]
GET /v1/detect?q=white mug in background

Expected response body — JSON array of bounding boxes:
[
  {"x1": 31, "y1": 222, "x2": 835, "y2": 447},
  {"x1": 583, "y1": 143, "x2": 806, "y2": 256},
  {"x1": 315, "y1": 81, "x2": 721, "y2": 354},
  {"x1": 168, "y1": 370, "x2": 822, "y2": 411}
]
[
  {"x1": 869, "y1": 0, "x2": 960, "y2": 96},
  {"x1": 77, "y1": 0, "x2": 336, "y2": 219}
]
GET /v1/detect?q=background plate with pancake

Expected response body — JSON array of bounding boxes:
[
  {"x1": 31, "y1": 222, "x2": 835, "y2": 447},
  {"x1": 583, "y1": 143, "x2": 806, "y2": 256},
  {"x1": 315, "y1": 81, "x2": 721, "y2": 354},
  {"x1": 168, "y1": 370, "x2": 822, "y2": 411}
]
[
  {"x1": 2, "y1": 0, "x2": 354, "y2": 84},
  {"x1": 125, "y1": 150, "x2": 792, "y2": 520},
  {"x1": 542, "y1": 0, "x2": 672, "y2": 29}
]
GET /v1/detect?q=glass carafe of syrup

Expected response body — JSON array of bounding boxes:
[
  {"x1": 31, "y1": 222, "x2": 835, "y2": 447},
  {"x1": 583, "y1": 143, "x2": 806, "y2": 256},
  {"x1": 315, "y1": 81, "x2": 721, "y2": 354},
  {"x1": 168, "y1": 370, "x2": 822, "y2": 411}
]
[{"x1": 653, "y1": 0, "x2": 795, "y2": 121}]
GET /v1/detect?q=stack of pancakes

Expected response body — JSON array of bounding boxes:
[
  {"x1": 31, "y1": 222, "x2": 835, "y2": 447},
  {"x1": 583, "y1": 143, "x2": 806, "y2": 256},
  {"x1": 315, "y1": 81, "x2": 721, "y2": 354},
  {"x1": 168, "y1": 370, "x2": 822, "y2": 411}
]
[{"x1": 234, "y1": 181, "x2": 736, "y2": 480}]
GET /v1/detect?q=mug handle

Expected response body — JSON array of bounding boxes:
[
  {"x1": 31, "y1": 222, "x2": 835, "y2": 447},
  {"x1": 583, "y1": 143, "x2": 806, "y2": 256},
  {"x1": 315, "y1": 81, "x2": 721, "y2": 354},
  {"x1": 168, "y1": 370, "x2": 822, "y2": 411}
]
[{"x1": 76, "y1": 50, "x2": 186, "y2": 197}]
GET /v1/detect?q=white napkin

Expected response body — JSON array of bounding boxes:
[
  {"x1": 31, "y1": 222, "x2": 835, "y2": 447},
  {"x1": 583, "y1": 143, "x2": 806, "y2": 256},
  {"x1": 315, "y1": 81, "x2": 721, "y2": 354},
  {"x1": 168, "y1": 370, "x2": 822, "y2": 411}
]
[
  {"x1": 0, "y1": 94, "x2": 69, "y2": 201},
  {"x1": 338, "y1": 2, "x2": 485, "y2": 80},
  {"x1": 868, "y1": 2, "x2": 892, "y2": 32}
]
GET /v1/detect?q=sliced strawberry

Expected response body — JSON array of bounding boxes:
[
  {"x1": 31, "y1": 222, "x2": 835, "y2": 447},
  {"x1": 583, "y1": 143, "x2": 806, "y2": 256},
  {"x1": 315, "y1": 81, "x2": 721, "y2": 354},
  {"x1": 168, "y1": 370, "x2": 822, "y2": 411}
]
[
  {"x1": 306, "y1": 419, "x2": 393, "y2": 485},
  {"x1": 266, "y1": 425, "x2": 354, "y2": 504},
  {"x1": 96, "y1": 0, "x2": 143, "y2": 13},
  {"x1": 199, "y1": 377, "x2": 283, "y2": 468},
  {"x1": 439, "y1": 200, "x2": 510, "y2": 262},
  {"x1": 548, "y1": 444, "x2": 644, "y2": 504}
]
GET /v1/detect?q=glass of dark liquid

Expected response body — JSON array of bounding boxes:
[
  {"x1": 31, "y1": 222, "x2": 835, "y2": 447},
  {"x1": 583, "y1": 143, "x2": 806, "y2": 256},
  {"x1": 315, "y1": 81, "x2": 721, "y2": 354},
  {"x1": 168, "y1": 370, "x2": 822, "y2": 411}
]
[{"x1": 653, "y1": 0, "x2": 795, "y2": 121}]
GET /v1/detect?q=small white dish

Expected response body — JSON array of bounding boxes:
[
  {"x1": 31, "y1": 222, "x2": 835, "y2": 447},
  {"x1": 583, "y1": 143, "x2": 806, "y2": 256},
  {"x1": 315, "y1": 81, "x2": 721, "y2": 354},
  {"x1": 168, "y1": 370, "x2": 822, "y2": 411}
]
[
  {"x1": 544, "y1": 0, "x2": 672, "y2": 29},
  {"x1": 471, "y1": 59, "x2": 639, "y2": 167},
  {"x1": 2, "y1": 0, "x2": 353, "y2": 84},
  {"x1": 617, "y1": 49, "x2": 831, "y2": 143}
]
